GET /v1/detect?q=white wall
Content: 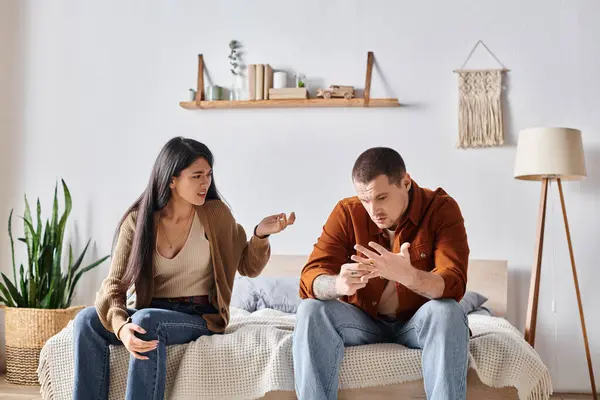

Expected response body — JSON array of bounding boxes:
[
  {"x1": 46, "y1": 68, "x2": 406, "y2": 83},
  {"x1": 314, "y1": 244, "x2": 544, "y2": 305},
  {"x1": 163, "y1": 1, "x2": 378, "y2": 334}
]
[{"x1": 1, "y1": 0, "x2": 599, "y2": 393}]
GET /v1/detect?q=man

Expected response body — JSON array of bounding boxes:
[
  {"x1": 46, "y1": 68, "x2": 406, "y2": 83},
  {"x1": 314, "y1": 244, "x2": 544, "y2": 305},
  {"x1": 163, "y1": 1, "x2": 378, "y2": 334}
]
[{"x1": 293, "y1": 147, "x2": 470, "y2": 400}]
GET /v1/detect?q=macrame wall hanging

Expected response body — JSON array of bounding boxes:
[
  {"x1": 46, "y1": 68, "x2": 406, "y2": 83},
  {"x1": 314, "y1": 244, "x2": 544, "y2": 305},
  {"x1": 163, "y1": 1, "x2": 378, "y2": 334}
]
[{"x1": 454, "y1": 41, "x2": 509, "y2": 149}]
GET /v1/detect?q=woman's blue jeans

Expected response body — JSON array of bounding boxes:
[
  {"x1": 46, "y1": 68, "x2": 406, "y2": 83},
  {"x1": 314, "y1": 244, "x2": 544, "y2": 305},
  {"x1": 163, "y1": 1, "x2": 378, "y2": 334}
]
[{"x1": 73, "y1": 298, "x2": 217, "y2": 400}]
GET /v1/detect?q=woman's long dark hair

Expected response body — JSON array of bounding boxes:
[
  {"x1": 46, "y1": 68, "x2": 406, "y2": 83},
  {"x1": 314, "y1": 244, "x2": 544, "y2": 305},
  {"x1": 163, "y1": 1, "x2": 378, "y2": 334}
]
[{"x1": 115, "y1": 137, "x2": 222, "y2": 303}]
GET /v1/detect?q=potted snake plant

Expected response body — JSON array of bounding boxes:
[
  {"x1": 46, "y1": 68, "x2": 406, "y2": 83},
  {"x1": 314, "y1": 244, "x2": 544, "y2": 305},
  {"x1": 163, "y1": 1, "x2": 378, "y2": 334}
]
[{"x1": 0, "y1": 179, "x2": 109, "y2": 385}]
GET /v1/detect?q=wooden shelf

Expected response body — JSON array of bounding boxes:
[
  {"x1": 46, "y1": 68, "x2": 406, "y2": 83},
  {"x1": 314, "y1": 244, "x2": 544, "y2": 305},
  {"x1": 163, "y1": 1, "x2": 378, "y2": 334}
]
[
  {"x1": 181, "y1": 51, "x2": 400, "y2": 110},
  {"x1": 179, "y1": 98, "x2": 399, "y2": 109}
]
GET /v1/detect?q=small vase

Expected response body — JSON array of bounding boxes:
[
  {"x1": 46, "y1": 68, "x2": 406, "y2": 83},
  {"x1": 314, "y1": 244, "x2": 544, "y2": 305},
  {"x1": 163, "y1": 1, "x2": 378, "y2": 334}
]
[
  {"x1": 205, "y1": 86, "x2": 223, "y2": 101},
  {"x1": 229, "y1": 84, "x2": 239, "y2": 101},
  {"x1": 229, "y1": 86, "x2": 239, "y2": 101},
  {"x1": 229, "y1": 74, "x2": 245, "y2": 101}
]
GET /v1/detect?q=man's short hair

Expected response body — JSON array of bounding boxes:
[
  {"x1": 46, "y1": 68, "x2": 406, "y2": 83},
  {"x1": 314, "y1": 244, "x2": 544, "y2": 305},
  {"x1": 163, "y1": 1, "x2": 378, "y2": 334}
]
[{"x1": 352, "y1": 147, "x2": 406, "y2": 185}]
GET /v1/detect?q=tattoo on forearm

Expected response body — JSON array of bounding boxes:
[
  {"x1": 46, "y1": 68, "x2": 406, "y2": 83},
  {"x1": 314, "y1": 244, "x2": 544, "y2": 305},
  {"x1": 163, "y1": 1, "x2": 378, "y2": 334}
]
[
  {"x1": 313, "y1": 275, "x2": 339, "y2": 300},
  {"x1": 406, "y1": 270, "x2": 442, "y2": 300},
  {"x1": 410, "y1": 286, "x2": 435, "y2": 300}
]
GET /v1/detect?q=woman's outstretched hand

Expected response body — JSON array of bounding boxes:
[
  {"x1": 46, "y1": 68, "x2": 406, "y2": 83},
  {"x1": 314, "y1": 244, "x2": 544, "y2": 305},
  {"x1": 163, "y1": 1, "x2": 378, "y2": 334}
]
[{"x1": 255, "y1": 212, "x2": 296, "y2": 237}]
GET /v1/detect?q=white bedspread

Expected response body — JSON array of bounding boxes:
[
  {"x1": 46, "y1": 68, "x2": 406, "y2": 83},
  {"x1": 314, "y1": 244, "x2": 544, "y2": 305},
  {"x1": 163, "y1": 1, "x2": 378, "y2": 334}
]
[{"x1": 38, "y1": 308, "x2": 552, "y2": 400}]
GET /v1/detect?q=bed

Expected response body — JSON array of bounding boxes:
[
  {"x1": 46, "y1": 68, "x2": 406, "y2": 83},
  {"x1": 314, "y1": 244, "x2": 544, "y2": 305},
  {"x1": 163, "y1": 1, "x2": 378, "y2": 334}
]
[
  {"x1": 37, "y1": 256, "x2": 553, "y2": 399},
  {"x1": 259, "y1": 256, "x2": 514, "y2": 400}
]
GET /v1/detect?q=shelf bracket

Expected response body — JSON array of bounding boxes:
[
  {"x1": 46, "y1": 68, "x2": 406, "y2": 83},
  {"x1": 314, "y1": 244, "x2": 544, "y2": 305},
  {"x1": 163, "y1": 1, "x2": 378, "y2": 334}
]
[
  {"x1": 364, "y1": 51, "x2": 374, "y2": 106},
  {"x1": 196, "y1": 54, "x2": 204, "y2": 105}
]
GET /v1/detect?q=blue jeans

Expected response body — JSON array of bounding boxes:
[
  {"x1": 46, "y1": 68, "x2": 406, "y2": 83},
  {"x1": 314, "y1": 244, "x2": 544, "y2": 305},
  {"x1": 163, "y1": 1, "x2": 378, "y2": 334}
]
[
  {"x1": 292, "y1": 298, "x2": 469, "y2": 400},
  {"x1": 73, "y1": 298, "x2": 217, "y2": 400}
]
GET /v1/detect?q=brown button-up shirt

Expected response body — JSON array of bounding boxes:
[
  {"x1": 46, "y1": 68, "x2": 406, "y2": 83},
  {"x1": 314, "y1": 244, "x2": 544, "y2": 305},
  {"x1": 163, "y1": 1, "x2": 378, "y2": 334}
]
[{"x1": 299, "y1": 180, "x2": 469, "y2": 321}]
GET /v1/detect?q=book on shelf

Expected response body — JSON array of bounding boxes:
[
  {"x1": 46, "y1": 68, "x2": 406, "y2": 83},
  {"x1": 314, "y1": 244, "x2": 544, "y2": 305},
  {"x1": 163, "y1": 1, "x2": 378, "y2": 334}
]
[
  {"x1": 248, "y1": 64, "x2": 256, "y2": 101},
  {"x1": 269, "y1": 96, "x2": 309, "y2": 100},
  {"x1": 268, "y1": 88, "x2": 308, "y2": 99},
  {"x1": 255, "y1": 64, "x2": 264, "y2": 100},
  {"x1": 264, "y1": 64, "x2": 273, "y2": 99}
]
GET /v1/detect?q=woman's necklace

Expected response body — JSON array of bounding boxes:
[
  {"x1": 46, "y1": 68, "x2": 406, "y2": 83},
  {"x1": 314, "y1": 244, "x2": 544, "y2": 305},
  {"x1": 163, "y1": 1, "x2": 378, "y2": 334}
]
[{"x1": 159, "y1": 207, "x2": 194, "y2": 249}]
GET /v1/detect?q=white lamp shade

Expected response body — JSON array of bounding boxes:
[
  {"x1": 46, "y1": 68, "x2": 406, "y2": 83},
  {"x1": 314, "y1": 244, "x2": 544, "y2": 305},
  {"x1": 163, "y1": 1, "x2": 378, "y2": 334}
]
[{"x1": 514, "y1": 127, "x2": 587, "y2": 181}]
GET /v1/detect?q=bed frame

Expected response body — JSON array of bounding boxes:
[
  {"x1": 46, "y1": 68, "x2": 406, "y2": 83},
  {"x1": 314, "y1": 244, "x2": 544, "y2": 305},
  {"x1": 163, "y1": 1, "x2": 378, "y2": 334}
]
[{"x1": 259, "y1": 256, "x2": 517, "y2": 400}]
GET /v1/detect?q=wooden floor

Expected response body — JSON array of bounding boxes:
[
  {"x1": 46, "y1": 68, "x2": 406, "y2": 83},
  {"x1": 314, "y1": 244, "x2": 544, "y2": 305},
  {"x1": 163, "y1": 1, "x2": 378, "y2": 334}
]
[
  {"x1": 0, "y1": 377, "x2": 594, "y2": 400},
  {"x1": 0, "y1": 377, "x2": 42, "y2": 400}
]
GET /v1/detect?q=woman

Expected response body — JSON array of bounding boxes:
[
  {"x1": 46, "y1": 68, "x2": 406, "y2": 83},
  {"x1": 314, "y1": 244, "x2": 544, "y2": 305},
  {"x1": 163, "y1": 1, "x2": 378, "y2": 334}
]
[{"x1": 72, "y1": 137, "x2": 295, "y2": 400}]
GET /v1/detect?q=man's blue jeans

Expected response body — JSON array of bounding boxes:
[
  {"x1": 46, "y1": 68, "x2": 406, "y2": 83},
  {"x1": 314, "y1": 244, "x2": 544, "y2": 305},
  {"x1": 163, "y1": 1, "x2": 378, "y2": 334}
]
[
  {"x1": 73, "y1": 298, "x2": 217, "y2": 400},
  {"x1": 292, "y1": 298, "x2": 469, "y2": 400}
]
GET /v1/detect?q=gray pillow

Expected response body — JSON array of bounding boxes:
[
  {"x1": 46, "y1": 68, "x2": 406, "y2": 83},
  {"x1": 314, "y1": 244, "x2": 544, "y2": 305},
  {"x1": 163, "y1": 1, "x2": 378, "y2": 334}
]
[
  {"x1": 230, "y1": 276, "x2": 301, "y2": 313},
  {"x1": 459, "y1": 291, "x2": 490, "y2": 315},
  {"x1": 231, "y1": 276, "x2": 491, "y2": 316}
]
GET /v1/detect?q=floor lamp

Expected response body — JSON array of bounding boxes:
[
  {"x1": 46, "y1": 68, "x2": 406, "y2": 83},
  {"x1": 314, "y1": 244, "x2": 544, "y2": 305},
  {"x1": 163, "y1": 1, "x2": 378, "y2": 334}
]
[{"x1": 514, "y1": 127, "x2": 596, "y2": 399}]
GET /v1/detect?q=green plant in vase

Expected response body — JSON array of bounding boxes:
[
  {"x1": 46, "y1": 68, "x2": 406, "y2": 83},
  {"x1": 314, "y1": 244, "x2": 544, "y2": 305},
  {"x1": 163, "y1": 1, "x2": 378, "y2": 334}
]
[{"x1": 1, "y1": 179, "x2": 110, "y2": 385}]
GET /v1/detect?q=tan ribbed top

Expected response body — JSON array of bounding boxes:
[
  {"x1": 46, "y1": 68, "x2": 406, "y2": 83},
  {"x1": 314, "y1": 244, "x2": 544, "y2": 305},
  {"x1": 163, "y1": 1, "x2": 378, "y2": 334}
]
[
  {"x1": 154, "y1": 213, "x2": 213, "y2": 298},
  {"x1": 377, "y1": 229, "x2": 399, "y2": 318}
]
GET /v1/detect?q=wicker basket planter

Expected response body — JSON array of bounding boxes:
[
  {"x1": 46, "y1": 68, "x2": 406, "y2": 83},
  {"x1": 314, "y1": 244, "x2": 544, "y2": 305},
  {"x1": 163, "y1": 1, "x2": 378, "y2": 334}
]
[{"x1": 2, "y1": 305, "x2": 84, "y2": 385}]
